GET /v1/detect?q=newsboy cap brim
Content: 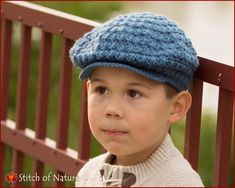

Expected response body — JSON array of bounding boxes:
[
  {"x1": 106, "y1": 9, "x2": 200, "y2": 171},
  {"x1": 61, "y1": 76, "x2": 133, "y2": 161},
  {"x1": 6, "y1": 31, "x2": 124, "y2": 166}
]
[{"x1": 79, "y1": 61, "x2": 188, "y2": 91}]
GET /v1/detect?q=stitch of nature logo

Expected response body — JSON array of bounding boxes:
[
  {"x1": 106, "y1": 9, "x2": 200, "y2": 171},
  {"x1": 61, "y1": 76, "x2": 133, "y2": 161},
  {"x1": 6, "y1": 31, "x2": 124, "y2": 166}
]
[{"x1": 5, "y1": 172, "x2": 17, "y2": 184}]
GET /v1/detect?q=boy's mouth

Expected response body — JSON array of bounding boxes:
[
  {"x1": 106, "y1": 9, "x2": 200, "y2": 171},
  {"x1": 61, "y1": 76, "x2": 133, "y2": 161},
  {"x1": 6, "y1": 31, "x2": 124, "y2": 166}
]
[{"x1": 102, "y1": 129, "x2": 128, "y2": 137}]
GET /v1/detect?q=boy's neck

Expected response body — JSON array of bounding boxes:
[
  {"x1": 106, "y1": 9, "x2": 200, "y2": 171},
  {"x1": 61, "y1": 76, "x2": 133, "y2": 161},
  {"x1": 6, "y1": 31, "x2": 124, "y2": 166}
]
[{"x1": 112, "y1": 140, "x2": 163, "y2": 166}]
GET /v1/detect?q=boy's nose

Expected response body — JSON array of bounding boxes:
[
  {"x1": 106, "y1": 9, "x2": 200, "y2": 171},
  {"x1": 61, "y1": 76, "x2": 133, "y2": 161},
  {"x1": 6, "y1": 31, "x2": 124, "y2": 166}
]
[
  {"x1": 104, "y1": 98, "x2": 124, "y2": 119},
  {"x1": 105, "y1": 110, "x2": 123, "y2": 119}
]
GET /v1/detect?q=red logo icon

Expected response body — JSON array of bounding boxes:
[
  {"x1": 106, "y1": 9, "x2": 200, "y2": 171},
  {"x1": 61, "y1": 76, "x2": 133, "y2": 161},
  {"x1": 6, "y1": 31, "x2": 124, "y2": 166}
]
[{"x1": 5, "y1": 172, "x2": 17, "y2": 183}]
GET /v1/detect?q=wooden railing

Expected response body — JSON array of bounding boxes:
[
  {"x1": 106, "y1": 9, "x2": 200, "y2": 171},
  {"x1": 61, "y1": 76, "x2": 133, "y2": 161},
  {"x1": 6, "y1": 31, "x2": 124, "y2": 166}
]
[{"x1": 1, "y1": 1, "x2": 234, "y2": 187}]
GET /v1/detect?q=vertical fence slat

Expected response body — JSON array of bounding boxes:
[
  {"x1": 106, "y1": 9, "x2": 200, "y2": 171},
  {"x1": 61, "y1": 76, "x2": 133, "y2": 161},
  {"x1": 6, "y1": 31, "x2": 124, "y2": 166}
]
[
  {"x1": 55, "y1": 38, "x2": 73, "y2": 186},
  {"x1": 0, "y1": 18, "x2": 13, "y2": 187},
  {"x1": 12, "y1": 24, "x2": 32, "y2": 186},
  {"x1": 15, "y1": 25, "x2": 32, "y2": 130},
  {"x1": 184, "y1": 78, "x2": 203, "y2": 171},
  {"x1": 213, "y1": 88, "x2": 233, "y2": 187},
  {"x1": 32, "y1": 31, "x2": 52, "y2": 187},
  {"x1": 56, "y1": 38, "x2": 73, "y2": 150},
  {"x1": 78, "y1": 82, "x2": 91, "y2": 161},
  {"x1": 1, "y1": 19, "x2": 13, "y2": 121}
]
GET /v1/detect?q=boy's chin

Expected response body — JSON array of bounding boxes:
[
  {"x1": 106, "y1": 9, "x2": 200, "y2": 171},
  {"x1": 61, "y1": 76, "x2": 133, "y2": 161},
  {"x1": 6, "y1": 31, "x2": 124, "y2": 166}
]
[{"x1": 105, "y1": 147, "x2": 124, "y2": 156}]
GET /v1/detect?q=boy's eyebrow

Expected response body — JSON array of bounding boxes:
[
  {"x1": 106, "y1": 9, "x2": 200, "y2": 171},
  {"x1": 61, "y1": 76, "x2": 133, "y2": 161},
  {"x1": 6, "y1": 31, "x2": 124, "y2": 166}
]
[
  {"x1": 90, "y1": 78, "x2": 152, "y2": 89},
  {"x1": 126, "y1": 82, "x2": 152, "y2": 90},
  {"x1": 90, "y1": 78, "x2": 106, "y2": 83}
]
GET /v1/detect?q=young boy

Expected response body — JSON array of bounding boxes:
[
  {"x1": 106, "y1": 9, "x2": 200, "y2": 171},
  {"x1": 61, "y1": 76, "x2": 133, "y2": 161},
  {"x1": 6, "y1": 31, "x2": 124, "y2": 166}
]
[{"x1": 70, "y1": 12, "x2": 204, "y2": 187}]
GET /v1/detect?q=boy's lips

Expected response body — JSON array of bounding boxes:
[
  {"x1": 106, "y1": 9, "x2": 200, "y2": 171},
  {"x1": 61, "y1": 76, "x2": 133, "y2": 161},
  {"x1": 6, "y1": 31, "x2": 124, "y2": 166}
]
[{"x1": 102, "y1": 129, "x2": 128, "y2": 137}]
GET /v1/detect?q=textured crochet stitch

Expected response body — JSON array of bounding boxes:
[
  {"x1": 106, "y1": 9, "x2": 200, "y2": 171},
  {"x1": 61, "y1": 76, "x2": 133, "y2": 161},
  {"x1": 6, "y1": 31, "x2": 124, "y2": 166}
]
[{"x1": 70, "y1": 12, "x2": 199, "y2": 91}]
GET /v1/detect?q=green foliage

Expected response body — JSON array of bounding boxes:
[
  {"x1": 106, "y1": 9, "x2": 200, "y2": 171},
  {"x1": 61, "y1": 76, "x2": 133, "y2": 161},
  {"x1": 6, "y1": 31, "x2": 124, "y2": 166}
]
[{"x1": 33, "y1": 1, "x2": 124, "y2": 22}]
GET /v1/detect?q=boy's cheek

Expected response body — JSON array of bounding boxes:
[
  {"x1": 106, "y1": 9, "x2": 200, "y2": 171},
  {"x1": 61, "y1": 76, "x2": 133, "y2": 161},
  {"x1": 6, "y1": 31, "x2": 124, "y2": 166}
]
[
  {"x1": 88, "y1": 94, "x2": 107, "y2": 106},
  {"x1": 88, "y1": 114, "x2": 99, "y2": 133}
]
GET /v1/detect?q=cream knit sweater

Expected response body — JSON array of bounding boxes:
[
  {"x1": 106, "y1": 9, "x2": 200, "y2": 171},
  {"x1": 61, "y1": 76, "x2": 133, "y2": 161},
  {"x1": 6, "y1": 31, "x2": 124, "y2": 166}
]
[{"x1": 75, "y1": 134, "x2": 204, "y2": 187}]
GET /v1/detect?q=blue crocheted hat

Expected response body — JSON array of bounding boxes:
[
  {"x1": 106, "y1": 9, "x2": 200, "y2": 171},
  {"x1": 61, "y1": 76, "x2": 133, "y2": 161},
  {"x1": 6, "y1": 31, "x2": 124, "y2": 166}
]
[{"x1": 69, "y1": 12, "x2": 199, "y2": 91}]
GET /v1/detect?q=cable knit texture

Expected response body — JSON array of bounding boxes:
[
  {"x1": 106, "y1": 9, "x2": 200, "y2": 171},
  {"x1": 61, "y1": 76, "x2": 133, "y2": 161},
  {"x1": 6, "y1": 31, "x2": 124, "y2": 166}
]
[
  {"x1": 70, "y1": 12, "x2": 199, "y2": 91},
  {"x1": 75, "y1": 134, "x2": 204, "y2": 187}
]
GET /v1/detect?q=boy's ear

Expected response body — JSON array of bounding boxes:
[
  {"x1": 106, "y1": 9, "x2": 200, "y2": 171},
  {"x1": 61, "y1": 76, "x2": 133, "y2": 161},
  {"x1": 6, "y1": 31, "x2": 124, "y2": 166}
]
[
  {"x1": 86, "y1": 80, "x2": 91, "y2": 91},
  {"x1": 168, "y1": 91, "x2": 192, "y2": 124}
]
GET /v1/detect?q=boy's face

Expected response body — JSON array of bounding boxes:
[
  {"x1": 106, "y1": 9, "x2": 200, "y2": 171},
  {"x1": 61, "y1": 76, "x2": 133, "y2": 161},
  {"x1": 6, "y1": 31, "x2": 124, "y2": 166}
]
[{"x1": 87, "y1": 67, "x2": 174, "y2": 165}]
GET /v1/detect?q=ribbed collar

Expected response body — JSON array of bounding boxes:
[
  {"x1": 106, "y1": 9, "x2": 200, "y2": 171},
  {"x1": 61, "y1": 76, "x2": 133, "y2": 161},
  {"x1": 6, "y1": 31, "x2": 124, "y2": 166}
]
[{"x1": 99, "y1": 133, "x2": 182, "y2": 186}]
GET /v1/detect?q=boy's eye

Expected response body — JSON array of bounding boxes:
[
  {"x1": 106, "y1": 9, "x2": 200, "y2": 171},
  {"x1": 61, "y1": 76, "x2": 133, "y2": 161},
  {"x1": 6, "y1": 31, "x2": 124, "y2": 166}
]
[
  {"x1": 127, "y1": 90, "x2": 142, "y2": 98},
  {"x1": 95, "y1": 86, "x2": 108, "y2": 95}
]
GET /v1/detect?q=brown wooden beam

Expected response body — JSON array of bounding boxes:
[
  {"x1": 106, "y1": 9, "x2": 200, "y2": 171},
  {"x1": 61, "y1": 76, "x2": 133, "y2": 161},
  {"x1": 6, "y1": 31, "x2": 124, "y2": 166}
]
[{"x1": 1, "y1": 120, "x2": 86, "y2": 177}]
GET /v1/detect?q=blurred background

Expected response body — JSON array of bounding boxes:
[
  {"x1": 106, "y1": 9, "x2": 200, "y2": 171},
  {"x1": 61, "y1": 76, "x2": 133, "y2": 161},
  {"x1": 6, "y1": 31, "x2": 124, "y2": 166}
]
[{"x1": 4, "y1": 1, "x2": 234, "y2": 187}]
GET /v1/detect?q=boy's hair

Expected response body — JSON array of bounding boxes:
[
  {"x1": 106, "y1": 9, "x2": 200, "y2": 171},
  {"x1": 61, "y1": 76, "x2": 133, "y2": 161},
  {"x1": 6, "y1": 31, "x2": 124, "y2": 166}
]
[
  {"x1": 164, "y1": 84, "x2": 178, "y2": 99},
  {"x1": 70, "y1": 12, "x2": 199, "y2": 92}
]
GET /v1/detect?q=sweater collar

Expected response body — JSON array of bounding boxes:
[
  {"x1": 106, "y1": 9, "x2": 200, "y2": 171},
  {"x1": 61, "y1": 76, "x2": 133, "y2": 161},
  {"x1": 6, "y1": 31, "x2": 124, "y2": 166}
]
[{"x1": 99, "y1": 133, "x2": 181, "y2": 186}]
